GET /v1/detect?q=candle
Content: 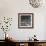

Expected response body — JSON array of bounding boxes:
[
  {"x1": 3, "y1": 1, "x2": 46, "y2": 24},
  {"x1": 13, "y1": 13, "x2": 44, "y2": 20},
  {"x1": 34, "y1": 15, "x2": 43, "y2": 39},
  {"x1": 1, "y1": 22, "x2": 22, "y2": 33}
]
[{"x1": 6, "y1": 34, "x2": 8, "y2": 38}]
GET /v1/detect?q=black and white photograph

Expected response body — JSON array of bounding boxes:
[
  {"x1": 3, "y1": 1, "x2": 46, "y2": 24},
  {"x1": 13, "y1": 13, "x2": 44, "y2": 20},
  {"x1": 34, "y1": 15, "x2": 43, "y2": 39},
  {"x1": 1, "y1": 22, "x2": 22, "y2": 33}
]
[{"x1": 18, "y1": 13, "x2": 34, "y2": 28}]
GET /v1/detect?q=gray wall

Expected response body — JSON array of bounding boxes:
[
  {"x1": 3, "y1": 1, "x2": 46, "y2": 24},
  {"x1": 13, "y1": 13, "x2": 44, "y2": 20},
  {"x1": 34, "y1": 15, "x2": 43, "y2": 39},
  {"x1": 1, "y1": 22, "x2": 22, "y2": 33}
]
[{"x1": 0, "y1": 0, "x2": 46, "y2": 40}]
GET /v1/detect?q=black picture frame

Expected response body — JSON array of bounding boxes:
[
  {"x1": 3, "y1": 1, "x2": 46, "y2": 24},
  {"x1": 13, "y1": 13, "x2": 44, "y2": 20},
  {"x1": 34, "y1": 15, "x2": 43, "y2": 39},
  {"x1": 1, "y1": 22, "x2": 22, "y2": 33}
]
[{"x1": 18, "y1": 13, "x2": 34, "y2": 28}]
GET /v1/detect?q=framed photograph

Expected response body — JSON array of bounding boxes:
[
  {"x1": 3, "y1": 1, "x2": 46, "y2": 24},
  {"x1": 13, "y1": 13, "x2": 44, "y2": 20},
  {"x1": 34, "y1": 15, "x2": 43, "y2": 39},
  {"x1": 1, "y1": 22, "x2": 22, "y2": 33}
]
[{"x1": 18, "y1": 13, "x2": 34, "y2": 28}]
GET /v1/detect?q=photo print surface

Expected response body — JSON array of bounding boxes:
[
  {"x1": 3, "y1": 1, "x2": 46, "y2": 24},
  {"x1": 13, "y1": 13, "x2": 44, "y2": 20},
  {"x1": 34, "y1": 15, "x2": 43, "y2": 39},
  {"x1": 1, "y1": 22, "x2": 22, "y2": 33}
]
[{"x1": 18, "y1": 13, "x2": 34, "y2": 28}]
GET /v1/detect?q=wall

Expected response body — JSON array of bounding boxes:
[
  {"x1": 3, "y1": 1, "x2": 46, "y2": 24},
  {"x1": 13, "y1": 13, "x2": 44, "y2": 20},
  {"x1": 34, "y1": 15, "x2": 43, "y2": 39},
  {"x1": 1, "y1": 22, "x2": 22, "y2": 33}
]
[{"x1": 0, "y1": 0, "x2": 46, "y2": 40}]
